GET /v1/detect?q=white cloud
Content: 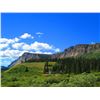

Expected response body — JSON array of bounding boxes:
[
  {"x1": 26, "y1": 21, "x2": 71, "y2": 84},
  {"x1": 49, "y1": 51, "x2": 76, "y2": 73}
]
[
  {"x1": 0, "y1": 49, "x2": 28, "y2": 58},
  {"x1": 0, "y1": 33, "x2": 33, "y2": 45},
  {"x1": 42, "y1": 52, "x2": 52, "y2": 54},
  {"x1": 12, "y1": 42, "x2": 31, "y2": 50},
  {"x1": 0, "y1": 37, "x2": 20, "y2": 50},
  {"x1": 1, "y1": 33, "x2": 60, "y2": 66},
  {"x1": 0, "y1": 38, "x2": 14, "y2": 44},
  {"x1": 0, "y1": 37, "x2": 20, "y2": 44},
  {"x1": 0, "y1": 49, "x2": 53, "y2": 62},
  {"x1": 31, "y1": 41, "x2": 53, "y2": 51},
  {"x1": 36, "y1": 32, "x2": 44, "y2": 35},
  {"x1": 12, "y1": 41, "x2": 59, "y2": 52},
  {"x1": 54, "y1": 48, "x2": 60, "y2": 52},
  {"x1": 12, "y1": 42, "x2": 25, "y2": 49},
  {"x1": 0, "y1": 33, "x2": 34, "y2": 50},
  {"x1": 91, "y1": 42, "x2": 95, "y2": 44},
  {"x1": 22, "y1": 43, "x2": 31, "y2": 50},
  {"x1": 20, "y1": 33, "x2": 34, "y2": 39},
  {"x1": 36, "y1": 32, "x2": 44, "y2": 37},
  {"x1": 0, "y1": 43, "x2": 9, "y2": 49},
  {"x1": 0, "y1": 38, "x2": 8, "y2": 43},
  {"x1": 13, "y1": 37, "x2": 20, "y2": 42}
]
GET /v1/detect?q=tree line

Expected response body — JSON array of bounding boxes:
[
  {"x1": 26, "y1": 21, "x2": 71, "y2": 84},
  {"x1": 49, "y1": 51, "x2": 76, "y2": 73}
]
[
  {"x1": 25, "y1": 58, "x2": 57, "y2": 62},
  {"x1": 44, "y1": 57, "x2": 100, "y2": 74}
]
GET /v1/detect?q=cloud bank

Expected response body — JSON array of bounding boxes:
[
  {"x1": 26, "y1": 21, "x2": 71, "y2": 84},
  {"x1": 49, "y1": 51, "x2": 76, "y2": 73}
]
[{"x1": 0, "y1": 32, "x2": 60, "y2": 66}]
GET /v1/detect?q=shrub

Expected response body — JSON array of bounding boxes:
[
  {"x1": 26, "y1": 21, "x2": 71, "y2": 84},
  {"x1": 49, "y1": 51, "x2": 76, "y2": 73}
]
[
  {"x1": 67, "y1": 73, "x2": 97, "y2": 87},
  {"x1": 45, "y1": 78, "x2": 59, "y2": 84}
]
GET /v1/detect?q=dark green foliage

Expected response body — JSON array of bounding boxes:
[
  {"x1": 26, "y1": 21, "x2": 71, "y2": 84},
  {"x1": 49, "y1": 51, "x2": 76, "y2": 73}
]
[
  {"x1": 51, "y1": 57, "x2": 100, "y2": 74},
  {"x1": 2, "y1": 59, "x2": 100, "y2": 87},
  {"x1": 45, "y1": 77, "x2": 60, "y2": 84},
  {"x1": 67, "y1": 73, "x2": 97, "y2": 87},
  {"x1": 43, "y1": 61, "x2": 53, "y2": 74},
  {"x1": 43, "y1": 61, "x2": 49, "y2": 74}
]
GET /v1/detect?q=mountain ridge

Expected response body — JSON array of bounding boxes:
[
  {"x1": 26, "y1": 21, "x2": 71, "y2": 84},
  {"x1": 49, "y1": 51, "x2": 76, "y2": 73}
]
[{"x1": 8, "y1": 43, "x2": 100, "y2": 68}]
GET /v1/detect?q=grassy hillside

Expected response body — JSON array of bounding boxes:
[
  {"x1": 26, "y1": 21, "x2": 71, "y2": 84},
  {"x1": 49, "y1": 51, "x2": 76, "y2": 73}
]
[{"x1": 1, "y1": 61, "x2": 100, "y2": 87}]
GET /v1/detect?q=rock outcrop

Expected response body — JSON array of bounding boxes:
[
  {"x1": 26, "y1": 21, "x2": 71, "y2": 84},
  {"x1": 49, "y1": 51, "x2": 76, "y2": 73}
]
[
  {"x1": 62, "y1": 43, "x2": 100, "y2": 58},
  {"x1": 52, "y1": 43, "x2": 100, "y2": 59}
]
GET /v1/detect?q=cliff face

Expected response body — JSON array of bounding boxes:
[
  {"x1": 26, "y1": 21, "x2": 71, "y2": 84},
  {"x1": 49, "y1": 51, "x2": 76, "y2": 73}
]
[
  {"x1": 8, "y1": 43, "x2": 100, "y2": 67},
  {"x1": 52, "y1": 43, "x2": 100, "y2": 58},
  {"x1": 18, "y1": 52, "x2": 51, "y2": 62}
]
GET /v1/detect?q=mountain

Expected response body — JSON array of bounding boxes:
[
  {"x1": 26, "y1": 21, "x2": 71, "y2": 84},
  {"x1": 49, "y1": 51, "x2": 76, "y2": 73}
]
[
  {"x1": 1, "y1": 66, "x2": 9, "y2": 71},
  {"x1": 81, "y1": 50, "x2": 100, "y2": 59},
  {"x1": 8, "y1": 43, "x2": 100, "y2": 67},
  {"x1": 52, "y1": 43, "x2": 100, "y2": 59},
  {"x1": 8, "y1": 52, "x2": 52, "y2": 68}
]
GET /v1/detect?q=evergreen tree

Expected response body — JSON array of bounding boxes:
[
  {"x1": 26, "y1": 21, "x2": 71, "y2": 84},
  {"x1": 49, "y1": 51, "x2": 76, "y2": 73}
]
[{"x1": 43, "y1": 61, "x2": 49, "y2": 74}]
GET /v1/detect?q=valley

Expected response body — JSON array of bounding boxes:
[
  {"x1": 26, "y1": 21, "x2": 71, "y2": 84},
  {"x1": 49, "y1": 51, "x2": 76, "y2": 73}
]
[{"x1": 1, "y1": 43, "x2": 100, "y2": 87}]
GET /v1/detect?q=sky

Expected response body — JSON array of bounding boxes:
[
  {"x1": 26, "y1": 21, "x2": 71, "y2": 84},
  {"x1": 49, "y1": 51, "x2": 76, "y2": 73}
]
[{"x1": 0, "y1": 13, "x2": 100, "y2": 67}]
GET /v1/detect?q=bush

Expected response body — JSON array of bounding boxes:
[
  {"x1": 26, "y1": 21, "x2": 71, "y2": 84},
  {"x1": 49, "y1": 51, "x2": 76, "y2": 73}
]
[
  {"x1": 11, "y1": 77, "x2": 18, "y2": 81},
  {"x1": 45, "y1": 78, "x2": 60, "y2": 84},
  {"x1": 67, "y1": 73, "x2": 97, "y2": 87}
]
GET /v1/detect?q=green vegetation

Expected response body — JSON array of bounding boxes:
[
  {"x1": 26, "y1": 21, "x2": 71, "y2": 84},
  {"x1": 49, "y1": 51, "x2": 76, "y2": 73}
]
[
  {"x1": 1, "y1": 61, "x2": 100, "y2": 87},
  {"x1": 51, "y1": 57, "x2": 100, "y2": 74},
  {"x1": 1, "y1": 50, "x2": 100, "y2": 87}
]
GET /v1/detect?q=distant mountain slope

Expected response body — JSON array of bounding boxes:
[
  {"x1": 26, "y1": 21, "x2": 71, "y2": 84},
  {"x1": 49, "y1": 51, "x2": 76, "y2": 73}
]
[
  {"x1": 1, "y1": 66, "x2": 9, "y2": 71},
  {"x1": 8, "y1": 43, "x2": 100, "y2": 68},
  {"x1": 52, "y1": 43, "x2": 100, "y2": 59},
  {"x1": 8, "y1": 53, "x2": 52, "y2": 68}
]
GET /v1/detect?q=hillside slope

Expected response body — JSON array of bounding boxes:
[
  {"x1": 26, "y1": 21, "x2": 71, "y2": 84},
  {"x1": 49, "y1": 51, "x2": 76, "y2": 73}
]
[{"x1": 2, "y1": 62, "x2": 100, "y2": 87}]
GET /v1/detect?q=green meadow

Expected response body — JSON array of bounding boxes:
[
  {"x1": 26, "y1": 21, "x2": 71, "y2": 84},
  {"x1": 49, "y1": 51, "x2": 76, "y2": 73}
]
[{"x1": 1, "y1": 62, "x2": 100, "y2": 87}]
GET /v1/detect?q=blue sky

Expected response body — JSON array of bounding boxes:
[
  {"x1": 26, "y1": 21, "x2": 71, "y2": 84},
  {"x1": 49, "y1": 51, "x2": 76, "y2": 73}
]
[{"x1": 1, "y1": 13, "x2": 100, "y2": 66}]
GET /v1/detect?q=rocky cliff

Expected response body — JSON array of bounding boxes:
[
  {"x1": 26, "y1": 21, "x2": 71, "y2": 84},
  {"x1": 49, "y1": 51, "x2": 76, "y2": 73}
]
[{"x1": 52, "y1": 43, "x2": 100, "y2": 59}]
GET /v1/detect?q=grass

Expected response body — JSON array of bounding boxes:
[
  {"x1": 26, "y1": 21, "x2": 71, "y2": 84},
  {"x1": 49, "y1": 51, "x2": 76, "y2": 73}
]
[{"x1": 1, "y1": 62, "x2": 100, "y2": 87}]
